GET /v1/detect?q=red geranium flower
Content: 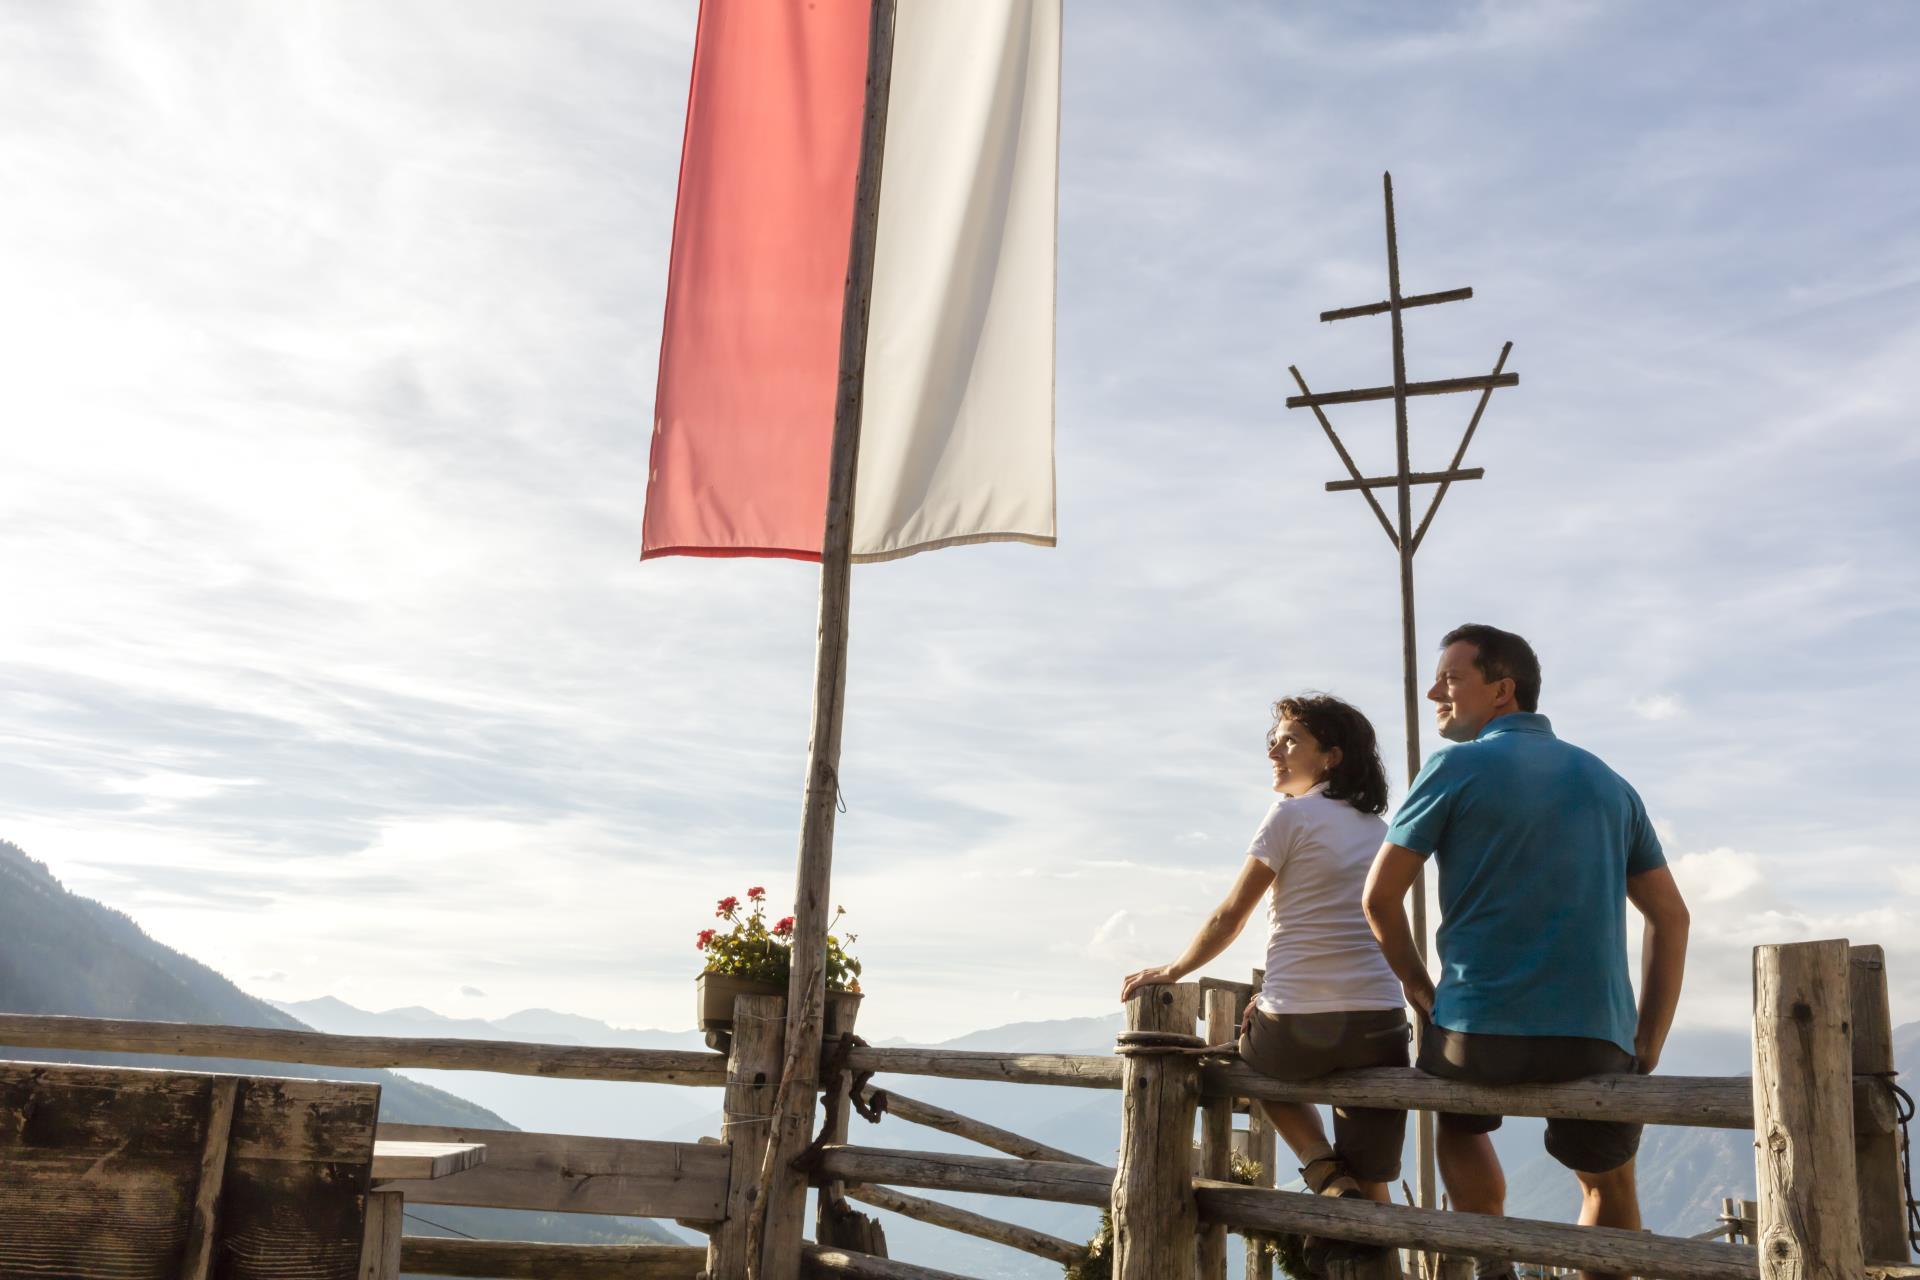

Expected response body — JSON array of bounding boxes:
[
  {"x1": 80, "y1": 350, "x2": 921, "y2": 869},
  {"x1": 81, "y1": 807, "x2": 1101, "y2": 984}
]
[
  {"x1": 772, "y1": 916, "x2": 795, "y2": 938},
  {"x1": 747, "y1": 885, "x2": 766, "y2": 901},
  {"x1": 716, "y1": 895, "x2": 739, "y2": 917},
  {"x1": 695, "y1": 928, "x2": 716, "y2": 950}
]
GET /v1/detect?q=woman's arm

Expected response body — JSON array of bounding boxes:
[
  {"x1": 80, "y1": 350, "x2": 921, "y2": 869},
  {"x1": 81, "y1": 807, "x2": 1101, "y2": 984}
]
[{"x1": 1119, "y1": 856, "x2": 1274, "y2": 1000}]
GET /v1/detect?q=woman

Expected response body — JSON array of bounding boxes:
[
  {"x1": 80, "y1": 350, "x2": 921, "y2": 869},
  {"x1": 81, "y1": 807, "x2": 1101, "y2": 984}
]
[{"x1": 1120, "y1": 693, "x2": 1408, "y2": 1206}]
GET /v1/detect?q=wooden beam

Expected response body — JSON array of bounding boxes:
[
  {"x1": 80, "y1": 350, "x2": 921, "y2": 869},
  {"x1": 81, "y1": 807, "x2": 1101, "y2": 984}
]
[
  {"x1": 1283, "y1": 372, "x2": 1519, "y2": 409},
  {"x1": 397, "y1": 1239, "x2": 706, "y2": 1280},
  {"x1": 1203, "y1": 1061, "x2": 1757, "y2": 1129},
  {"x1": 814, "y1": 1145, "x2": 1114, "y2": 1207},
  {"x1": 358, "y1": 1190, "x2": 404, "y2": 1280},
  {"x1": 1198, "y1": 988, "x2": 1239, "y2": 1280},
  {"x1": 1325, "y1": 468, "x2": 1484, "y2": 493},
  {"x1": 802, "y1": 1243, "x2": 978, "y2": 1280},
  {"x1": 714, "y1": 994, "x2": 787, "y2": 1277},
  {"x1": 369, "y1": 1140, "x2": 486, "y2": 1183},
  {"x1": 1849, "y1": 945, "x2": 1910, "y2": 1263},
  {"x1": 845, "y1": 1045, "x2": 1123, "y2": 1089},
  {"x1": 1286, "y1": 365, "x2": 1400, "y2": 548},
  {"x1": 844, "y1": 1183, "x2": 1084, "y2": 1265},
  {"x1": 181, "y1": 1076, "x2": 238, "y2": 1280},
  {"x1": 0, "y1": 1012, "x2": 727, "y2": 1085},
  {"x1": 878, "y1": 1089, "x2": 1098, "y2": 1165},
  {"x1": 375, "y1": 1124, "x2": 726, "y2": 1221},
  {"x1": 1114, "y1": 984, "x2": 1201, "y2": 1279},
  {"x1": 1193, "y1": 1181, "x2": 1758, "y2": 1280},
  {"x1": 1753, "y1": 940, "x2": 1863, "y2": 1280},
  {"x1": 1320, "y1": 286, "x2": 1473, "y2": 323}
]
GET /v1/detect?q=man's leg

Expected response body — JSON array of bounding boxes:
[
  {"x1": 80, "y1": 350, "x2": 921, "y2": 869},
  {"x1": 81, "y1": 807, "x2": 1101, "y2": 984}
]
[
  {"x1": 1571, "y1": 1159, "x2": 1639, "y2": 1280},
  {"x1": 1435, "y1": 1125, "x2": 1505, "y2": 1215}
]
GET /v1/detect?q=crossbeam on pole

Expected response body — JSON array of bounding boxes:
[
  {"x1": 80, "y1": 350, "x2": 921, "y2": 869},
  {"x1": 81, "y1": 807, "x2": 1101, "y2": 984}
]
[
  {"x1": 1326, "y1": 468, "x2": 1484, "y2": 493},
  {"x1": 1284, "y1": 371, "x2": 1518, "y2": 409},
  {"x1": 1320, "y1": 286, "x2": 1472, "y2": 323}
]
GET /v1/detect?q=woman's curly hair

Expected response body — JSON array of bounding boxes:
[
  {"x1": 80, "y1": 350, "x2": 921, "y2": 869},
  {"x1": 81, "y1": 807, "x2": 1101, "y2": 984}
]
[{"x1": 1270, "y1": 693, "x2": 1390, "y2": 816}]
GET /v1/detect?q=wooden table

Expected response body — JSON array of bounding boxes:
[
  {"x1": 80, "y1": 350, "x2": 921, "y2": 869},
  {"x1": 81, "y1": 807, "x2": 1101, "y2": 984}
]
[
  {"x1": 372, "y1": 1139, "x2": 488, "y2": 1183},
  {"x1": 362, "y1": 1140, "x2": 488, "y2": 1280}
]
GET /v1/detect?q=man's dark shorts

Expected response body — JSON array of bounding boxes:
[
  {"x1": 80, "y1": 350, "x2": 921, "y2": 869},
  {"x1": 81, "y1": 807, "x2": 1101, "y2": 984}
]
[
  {"x1": 1417, "y1": 1017, "x2": 1641, "y2": 1174},
  {"x1": 1239, "y1": 1007, "x2": 1410, "y2": 1184}
]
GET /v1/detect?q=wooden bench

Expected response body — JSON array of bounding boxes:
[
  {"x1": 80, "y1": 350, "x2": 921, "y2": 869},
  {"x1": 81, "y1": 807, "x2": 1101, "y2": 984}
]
[{"x1": 0, "y1": 1058, "x2": 380, "y2": 1280}]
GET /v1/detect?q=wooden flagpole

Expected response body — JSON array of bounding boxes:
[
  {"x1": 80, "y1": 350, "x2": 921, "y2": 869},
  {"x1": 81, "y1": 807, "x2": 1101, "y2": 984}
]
[{"x1": 746, "y1": 3, "x2": 898, "y2": 1276}]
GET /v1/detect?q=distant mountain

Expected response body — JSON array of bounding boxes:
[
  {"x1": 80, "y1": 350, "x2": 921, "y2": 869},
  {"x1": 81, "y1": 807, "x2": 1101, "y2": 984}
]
[
  {"x1": 275, "y1": 995, "x2": 721, "y2": 1146},
  {"x1": 0, "y1": 838, "x2": 681, "y2": 1248}
]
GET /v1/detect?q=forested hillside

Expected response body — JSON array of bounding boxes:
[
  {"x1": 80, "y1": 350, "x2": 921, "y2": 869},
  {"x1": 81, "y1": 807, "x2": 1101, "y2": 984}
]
[{"x1": 0, "y1": 837, "x2": 680, "y2": 1246}]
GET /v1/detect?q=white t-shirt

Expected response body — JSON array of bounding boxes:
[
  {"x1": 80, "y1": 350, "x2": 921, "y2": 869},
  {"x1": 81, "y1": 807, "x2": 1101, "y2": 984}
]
[{"x1": 1246, "y1": 783, "x2": 1404, "y2": 1015}]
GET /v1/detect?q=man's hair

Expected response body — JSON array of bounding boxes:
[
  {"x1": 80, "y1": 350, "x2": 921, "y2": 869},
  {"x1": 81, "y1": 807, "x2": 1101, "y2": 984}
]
[
  {"x1": 1271, "y1": 694, "x2": 1390, "y2": 816},
  {"x1": 1440, "y1": 623, "x2": 1542, "y2": 712}
]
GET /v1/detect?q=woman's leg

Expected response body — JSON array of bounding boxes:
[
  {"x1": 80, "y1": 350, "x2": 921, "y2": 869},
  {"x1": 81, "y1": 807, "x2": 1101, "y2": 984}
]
[{"x1": 1259, "y1": 1099, "x2": 1335, "y2": 1171}]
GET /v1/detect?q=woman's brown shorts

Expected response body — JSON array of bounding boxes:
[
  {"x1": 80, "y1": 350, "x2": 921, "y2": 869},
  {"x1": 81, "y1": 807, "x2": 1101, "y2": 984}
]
[{"x1": 1238, "y1": 1006, "x2": 1410, "y2": 1183}]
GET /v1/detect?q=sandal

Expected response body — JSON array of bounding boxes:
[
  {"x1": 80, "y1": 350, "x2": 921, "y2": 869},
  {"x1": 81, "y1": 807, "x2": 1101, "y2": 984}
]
[{"x1": 1300, "y1": 1154, "x2": 1366, "y2": 1275}]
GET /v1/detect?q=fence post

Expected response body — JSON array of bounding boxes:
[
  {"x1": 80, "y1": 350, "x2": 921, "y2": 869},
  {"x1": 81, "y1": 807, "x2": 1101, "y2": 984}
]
[
  {"x1": 1115, "y1": 982, "x2": 1200, "y2": 1280},
  {"x1": 1849, "y1": 943, "x2": 1909, "y2": 1262},
  {"x1": 1752, "y1": 940, "x2": 1863, "y2": 1280},
  {"x1": 1199, "y1": 986, "x2": 1240, "y2": 1279},
  {"x1": 711, "y1": 994, "x2": 785, "y2": 1278},
  {"x1": 1243, "y1": 969, "x2": 1275, "y2": 1280},
  {"x1": 815, "y1": 999, "x2": 886, "y2": 1254}
]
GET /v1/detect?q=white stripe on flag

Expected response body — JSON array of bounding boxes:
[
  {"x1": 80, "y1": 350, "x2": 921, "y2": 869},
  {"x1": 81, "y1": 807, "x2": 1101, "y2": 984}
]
[{"x1": 852, "y1": 0, "x2": 1061, "y2": 563}]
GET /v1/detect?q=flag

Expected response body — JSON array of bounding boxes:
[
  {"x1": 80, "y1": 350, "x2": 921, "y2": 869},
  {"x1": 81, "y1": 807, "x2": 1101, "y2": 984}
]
[{"x1": 643, "y1": 0, "x2": 1061, "y2": 564}]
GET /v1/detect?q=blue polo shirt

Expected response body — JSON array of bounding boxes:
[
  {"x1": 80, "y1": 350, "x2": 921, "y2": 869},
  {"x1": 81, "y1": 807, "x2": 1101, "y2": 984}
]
[{"x1": 1384, "y1": 712, "x2": 1664, "y2": 1054}]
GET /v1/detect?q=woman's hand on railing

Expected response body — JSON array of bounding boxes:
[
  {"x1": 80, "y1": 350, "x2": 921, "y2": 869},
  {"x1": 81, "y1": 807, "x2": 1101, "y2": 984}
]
[{"x1": 1119, "y1": 965, "x2": 1181, "y2": 1001}]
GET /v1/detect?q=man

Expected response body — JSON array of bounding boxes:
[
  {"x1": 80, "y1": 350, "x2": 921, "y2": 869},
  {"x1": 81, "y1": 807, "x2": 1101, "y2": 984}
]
[{"x1": 1362, "y1": 624, "x2": 1690, "y2": 1280}]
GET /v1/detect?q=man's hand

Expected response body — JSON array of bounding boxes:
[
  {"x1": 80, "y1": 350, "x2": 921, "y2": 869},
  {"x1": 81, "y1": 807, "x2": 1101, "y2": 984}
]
[
  {"x1": 1632, "y1": 1034, "x2": 1661, "y2": 1074},
  {"x1": 1119, "y1": 964, "x2": 1180, "y2": 1002}
]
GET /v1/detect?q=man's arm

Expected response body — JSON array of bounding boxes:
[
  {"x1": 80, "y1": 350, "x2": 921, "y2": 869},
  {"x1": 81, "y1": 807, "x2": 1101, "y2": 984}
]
[
  {"x1": 1626, "y1": 864, "x2": 1689, "y2": 1073},
  {"x1": 1363, "y1": 843, "x2": 1435, "y2": 1015},
  {"x1": 1119, "y1": 857, "x2": 1274, "y2": 1001}
]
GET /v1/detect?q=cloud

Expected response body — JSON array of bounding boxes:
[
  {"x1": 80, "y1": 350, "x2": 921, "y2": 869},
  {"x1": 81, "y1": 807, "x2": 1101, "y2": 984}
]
[
  {"x1": 0, "y1": 1, "x2": 1915, "y2": 1042},
  {"x1": 460, "y1": 985, "x2": 487, "y2": 998}
]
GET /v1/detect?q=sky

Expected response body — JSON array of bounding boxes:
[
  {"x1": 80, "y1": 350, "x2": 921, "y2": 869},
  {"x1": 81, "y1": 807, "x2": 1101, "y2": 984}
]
[{"x1": 2, "y1": 0, "x2": 1917, "y2": 1045}]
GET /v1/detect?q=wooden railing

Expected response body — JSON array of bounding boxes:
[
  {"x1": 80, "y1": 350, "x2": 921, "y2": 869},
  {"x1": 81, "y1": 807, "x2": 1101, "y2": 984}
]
[{"x1": 1, "y1": 938, "x2": 1908, "y2": 1280}]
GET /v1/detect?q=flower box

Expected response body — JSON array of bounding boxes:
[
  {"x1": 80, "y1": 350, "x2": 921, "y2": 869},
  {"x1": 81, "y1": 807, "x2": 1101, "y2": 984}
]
[{"x1": 697, "y1": 970, "x2": 864, "y2": 1038}]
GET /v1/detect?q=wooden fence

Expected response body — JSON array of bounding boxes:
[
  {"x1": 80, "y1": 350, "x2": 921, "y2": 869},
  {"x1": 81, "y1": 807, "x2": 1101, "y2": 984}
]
[{"x1": 0, "y1": 938, "x2": 1908, "y2": 1280}]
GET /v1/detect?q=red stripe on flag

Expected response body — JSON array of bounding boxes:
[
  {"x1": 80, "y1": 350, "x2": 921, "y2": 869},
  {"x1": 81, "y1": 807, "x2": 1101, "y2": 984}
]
[{"x1": 642, "y1": 1, "x2": 870, "y2": 562}]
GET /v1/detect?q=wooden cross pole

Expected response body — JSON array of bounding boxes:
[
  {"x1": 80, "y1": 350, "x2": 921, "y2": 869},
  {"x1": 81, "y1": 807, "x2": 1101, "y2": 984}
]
[
  {"x1": 1283, "y1": 172, "x2": 1519, "y2": 1213},
  {"x1": 745, "y1": 4, "x2": 898, "y2": 1277}
]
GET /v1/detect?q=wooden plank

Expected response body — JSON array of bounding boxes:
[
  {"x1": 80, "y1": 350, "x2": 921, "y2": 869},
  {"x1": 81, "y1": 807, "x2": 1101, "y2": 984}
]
[
  {"x1": 1849, "y1": 944, "x2": 1910, "y2": 1263},
  {"x1": 368, "y1": 1140, "x2": 486, "y2": 1183},
  {"x1": 712, "y1": 993, "x2": 786, "y2": 1277},
  {"x1": 1410, "y1": 342, "x2": 1513, "y2": 552},
  {"x1": 1193, "y1": 1181, "x2": 1758, "y2": 1280},
  {"x1": 879, "y1": 1089, "x2": 1098, "y2": 1165},
  {"x1": 1198, "y1": 988, "x2": 1238, "y2": 1280},
  {"x1": 181, "y1": 1076, "x2": 238, "y2": 1280},
  {"x1": 398, "y1": 1238, "x2": 707, "y2": 1279},
  {"x1": 357, "y1": 1189, "x2": 404, "y2": 1280},
  {"x1": 816, "y1": 1145, "x2": 1114, "y2": 1207},
  {"x1": 1325, "y1": 468, "x2": 1484, "y2": 493},
  {"x1": 1114, "y1": 984, "x2": 1200, "y2": 1279},
  {"x1": 1283, "y1": 371, "x2": 1519, "y2": 409},
  {"x1": 802, "y1": 1243, "x2": 979, "y2": 1279},
  {"x1": 1321, "y1": 286, "x2": 1473, "y2": 322},
  {"x1": 0, "y1": 1012, "x2": 727, "y2": 1085},
  {"x1": 846, "y1": 1045, "x2": 1123, "y2": 1088},
  {"x1": 1753, "y1": 940, "x2": 1862, "y2": 1280},
  {"x1": 845, "y1": 1182, "x2": 1083, "y2": 1265},
  {"x1": 377, "y1": 1123, "x2": 725, "y2": 1220},
  {"x1": 1201, "y1": 1061, "x2": 1755, "y2": 1128}
]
